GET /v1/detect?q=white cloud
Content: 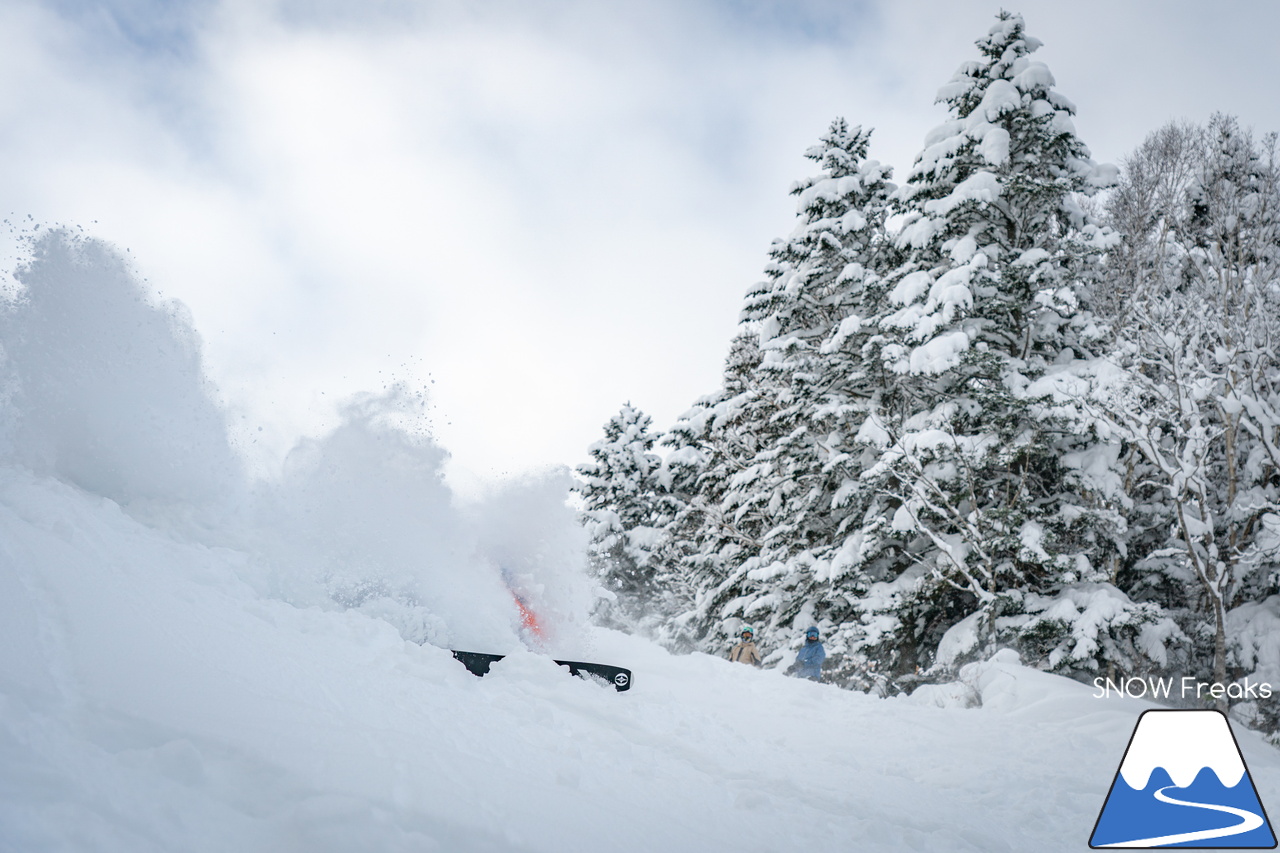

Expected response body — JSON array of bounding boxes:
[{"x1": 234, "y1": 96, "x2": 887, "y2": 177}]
[{"x1": 2, "y1": 0, "x2": 1278, "y2": 494}]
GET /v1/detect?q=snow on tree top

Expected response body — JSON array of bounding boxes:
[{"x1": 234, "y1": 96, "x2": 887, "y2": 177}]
[
  {"x1": 922, "y1": 171, "x2": 1001, "y2": 217},
  {"x1": 1012, "y1": 62, "x2": 1055, "y2": 93}
]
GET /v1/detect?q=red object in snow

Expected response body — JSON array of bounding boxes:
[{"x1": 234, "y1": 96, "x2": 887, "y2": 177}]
[{"x1": 512, "y1": 594, "x2": 546, "y2": 640}]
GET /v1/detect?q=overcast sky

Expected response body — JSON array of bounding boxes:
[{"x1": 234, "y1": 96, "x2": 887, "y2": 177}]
[{"x1": 3, "y1": 0, "x2": 1279, "y2": 496}]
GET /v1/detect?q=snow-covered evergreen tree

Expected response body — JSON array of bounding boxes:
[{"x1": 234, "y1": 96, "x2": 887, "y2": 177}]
[
  {"x1": 850, "y1": 11, "x2": 1169, "y2": 682},
  {"x1": 666, "y1": 121, "x2": 900, "y2": 664},
  {"x1": 576, "y1": 404, "x2": 680, "y2": 627},
  {"x1": 656, "y1": 331, "x2": 770, "y2": 650},
  {"x1": 745, "y1": 119, "x2": 897, "y2": 581}
]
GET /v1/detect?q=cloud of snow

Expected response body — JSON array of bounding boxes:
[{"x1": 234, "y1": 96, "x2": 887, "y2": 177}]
[
  {"x1": 0, "y1": 229, "x2": 590, "y2": 653},
  {"x1": 0, "y1": 229, "x2": 240, "y2": 510}
]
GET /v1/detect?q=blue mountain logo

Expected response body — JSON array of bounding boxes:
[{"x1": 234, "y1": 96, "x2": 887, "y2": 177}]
[{"x1": 1091, "y1": 709, "x2": 1276, "y2": 848}]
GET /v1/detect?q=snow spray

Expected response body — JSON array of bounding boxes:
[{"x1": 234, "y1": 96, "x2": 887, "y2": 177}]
[{"x1": 0, "y1": 229, "x2": 592, "y2": 653}]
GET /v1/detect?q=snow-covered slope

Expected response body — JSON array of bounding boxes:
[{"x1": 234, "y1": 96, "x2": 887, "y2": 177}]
[
  {"x1": 3, "y1": 464, "x2": 1277, "y2": 853},
  {"x1": 2, "y1": 230, "x2": 1277, "y2": 853}
]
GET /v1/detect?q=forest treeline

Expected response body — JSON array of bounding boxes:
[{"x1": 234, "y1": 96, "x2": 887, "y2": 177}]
[{"x1": 575, "y1": 12, "x2": 1280, "y2": 732}]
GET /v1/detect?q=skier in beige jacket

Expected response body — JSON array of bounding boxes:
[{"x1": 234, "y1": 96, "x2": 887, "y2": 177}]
[{"x1": 728, "y1": 626, "x2": 762, "y2": 667}]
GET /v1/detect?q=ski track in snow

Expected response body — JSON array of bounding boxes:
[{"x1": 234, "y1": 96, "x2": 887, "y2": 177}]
[
  {"x1": 1099, "y1": 785, "x2": 1264, "y2": 848},
  {"x1": 1, "y1": 467, "x2": 1279, "y2": 852}
]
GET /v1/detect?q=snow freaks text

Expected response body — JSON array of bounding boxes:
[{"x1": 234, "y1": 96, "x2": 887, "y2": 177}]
[{"x1": 1093, "y1": 677, "x2": 1274, "y2": 702}]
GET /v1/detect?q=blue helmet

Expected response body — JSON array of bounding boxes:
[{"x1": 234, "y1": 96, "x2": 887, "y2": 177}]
[{"x1": 805, "y1": 626, "x2": 820, "y2": 638}]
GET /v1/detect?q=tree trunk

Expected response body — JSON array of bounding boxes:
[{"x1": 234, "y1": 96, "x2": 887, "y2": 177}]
[{"x1": 1213, "y1": 596, "x2": 1228, "y2": 714}]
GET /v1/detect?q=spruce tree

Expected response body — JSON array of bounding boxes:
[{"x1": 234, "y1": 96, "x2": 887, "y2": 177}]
[
  {"x1": 677, "y1": 120, "x2": 900, "y2": 667},
  {"x1": 853, "y1": 11, "x2": 1165, "y2": 681},
  {"x1": 659, "y1": 331, "x2": 771, "y2": 649},
  {"x1": 576, "y1": 404, "x2": 674, "y2": 627}
]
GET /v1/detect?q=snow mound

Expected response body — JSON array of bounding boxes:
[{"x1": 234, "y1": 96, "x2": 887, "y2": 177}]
[{"x1": 910, "y1": 649, "x2": 1130, "y2": 722}]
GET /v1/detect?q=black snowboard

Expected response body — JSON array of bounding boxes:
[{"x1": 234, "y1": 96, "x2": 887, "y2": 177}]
[{"x1": 451, "y1": 651, "x2": 632, "y2": 692}]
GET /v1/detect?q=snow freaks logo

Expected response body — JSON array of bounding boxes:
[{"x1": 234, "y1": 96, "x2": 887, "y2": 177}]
[
  {"x1": 1093, "y1": 676, "x2": 1273, "y2": 703},
  {"x1": 1090, "y1": 710, "x2": 1277, "y2": 848}
]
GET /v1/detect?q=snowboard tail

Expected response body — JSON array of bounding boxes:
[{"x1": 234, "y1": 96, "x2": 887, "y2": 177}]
[
  {"x1": 451, "y1": 651, "x2": 632, "y2": 692},
  {"x1": 554, "y1": 659, "x2": 632, "y2": 691}
]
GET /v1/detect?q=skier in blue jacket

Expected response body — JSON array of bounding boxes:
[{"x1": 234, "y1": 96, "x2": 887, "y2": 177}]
[{"x1": 787, "y1": 626, "x2": 826, "y2": 681}]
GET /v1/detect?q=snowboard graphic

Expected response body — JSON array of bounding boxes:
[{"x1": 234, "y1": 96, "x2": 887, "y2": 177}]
[{"x1": 1091, "y1": 710, "x2": 1276, "y2": 848}]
